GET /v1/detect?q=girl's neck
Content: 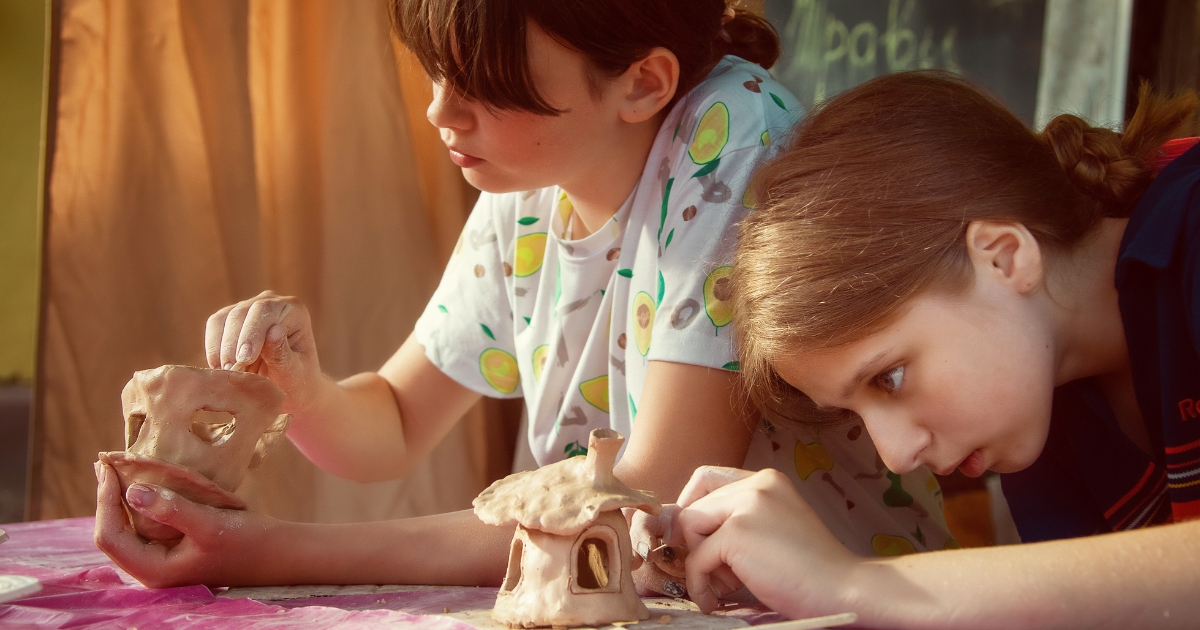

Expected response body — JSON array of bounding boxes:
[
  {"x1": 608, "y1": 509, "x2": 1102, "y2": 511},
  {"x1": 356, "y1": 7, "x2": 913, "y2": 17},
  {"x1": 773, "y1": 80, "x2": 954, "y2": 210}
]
[
  {"x1": 1052, "y1": 218, "x2": 1133, "y2": 385},
  {"x1": 559, "y1": 113, "x2": 665, "y2": 239}
]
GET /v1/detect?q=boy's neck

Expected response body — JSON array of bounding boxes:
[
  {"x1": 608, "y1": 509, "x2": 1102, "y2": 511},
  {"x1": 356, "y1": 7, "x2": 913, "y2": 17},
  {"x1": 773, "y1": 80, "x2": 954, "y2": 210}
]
[{"x1": 558, "y1": 113, "x2": 665, "y2": 239}]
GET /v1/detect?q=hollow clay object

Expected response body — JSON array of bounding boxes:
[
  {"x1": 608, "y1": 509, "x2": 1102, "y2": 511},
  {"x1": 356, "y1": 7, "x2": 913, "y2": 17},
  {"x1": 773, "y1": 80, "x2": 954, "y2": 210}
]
[
  {"x1": 474, "y1": 428, "x2": 662, "y2": 628},
  {"x1": 98, "y1": 365, "x2": 290, "y2": 541}
]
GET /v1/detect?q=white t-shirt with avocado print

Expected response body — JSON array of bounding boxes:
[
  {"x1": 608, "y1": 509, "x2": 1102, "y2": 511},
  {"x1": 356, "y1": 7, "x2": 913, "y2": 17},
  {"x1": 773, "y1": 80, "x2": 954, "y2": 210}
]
[{"x1": 413, "y1": 55, "x2": 954, "y2": 556}]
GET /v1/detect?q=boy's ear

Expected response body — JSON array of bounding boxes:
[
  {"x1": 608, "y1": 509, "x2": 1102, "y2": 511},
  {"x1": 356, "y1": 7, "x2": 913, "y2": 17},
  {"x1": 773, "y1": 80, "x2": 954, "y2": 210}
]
[
  {"x1": 965, "y1": 221, "x2": 1044, "y2": 295},
  {"x1": 618, "y1": 47, "x2": 679, "y2": 124}
]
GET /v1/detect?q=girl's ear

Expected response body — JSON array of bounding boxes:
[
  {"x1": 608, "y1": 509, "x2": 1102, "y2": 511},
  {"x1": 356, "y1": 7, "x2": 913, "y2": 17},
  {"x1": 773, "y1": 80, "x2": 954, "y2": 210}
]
[
  {"x1": 965, "y1": 221, "x2": 1044, "y2": 295},
  {"x1": 618, "y1": 47, "x2": 679, "y2": 124}
]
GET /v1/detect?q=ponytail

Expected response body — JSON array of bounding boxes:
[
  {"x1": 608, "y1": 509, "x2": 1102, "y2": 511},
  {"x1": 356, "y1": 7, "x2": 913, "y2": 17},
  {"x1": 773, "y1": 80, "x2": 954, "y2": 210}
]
[
  {"x1": 1038, "y1": 84, "x2": 1198, "y2": 220},
  {"x1": 714, "y1": 9, "x2": 782, "y2": 70}
]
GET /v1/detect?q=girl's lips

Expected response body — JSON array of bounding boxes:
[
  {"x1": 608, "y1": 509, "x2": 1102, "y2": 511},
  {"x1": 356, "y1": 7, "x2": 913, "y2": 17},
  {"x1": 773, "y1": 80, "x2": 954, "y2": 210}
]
[
  {"x1": 957, "y1": 449, "x2": 987, "y2": 478},
  {"x1": 447, "y1": 148, "x2": 483, "y2": 168}
]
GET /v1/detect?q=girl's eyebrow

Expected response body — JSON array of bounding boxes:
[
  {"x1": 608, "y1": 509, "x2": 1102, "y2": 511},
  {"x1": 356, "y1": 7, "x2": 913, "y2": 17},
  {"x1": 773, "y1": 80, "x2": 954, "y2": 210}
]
[{"x1": 841, "y1": 349, "x2": 893, "y2": 399}]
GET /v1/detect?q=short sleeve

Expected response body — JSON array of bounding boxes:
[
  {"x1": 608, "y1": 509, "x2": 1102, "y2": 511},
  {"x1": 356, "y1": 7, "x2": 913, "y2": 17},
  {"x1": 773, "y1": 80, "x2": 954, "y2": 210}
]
[
  {"x1": 645, "y1": 61, "x2": 802, "y2": 371},
  {"x1": 413, "y1": 193, "x2": 523, "y2": 399}
]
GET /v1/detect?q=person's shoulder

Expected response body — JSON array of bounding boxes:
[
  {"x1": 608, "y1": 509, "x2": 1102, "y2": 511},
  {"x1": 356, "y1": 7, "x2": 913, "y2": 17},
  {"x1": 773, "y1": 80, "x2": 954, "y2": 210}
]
[
  {"x1": 677, "y1": 56, "x2": 803, "y2": 128},
  {"x1": 1120, "y1": 141, "x2": 1200, "y2": 270}
]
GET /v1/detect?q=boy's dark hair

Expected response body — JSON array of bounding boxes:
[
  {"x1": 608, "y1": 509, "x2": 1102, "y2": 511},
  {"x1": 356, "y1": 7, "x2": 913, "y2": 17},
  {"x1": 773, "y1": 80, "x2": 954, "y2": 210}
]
[{"x1": 391, "y1": 0, "x2": 780, "y2": 115}]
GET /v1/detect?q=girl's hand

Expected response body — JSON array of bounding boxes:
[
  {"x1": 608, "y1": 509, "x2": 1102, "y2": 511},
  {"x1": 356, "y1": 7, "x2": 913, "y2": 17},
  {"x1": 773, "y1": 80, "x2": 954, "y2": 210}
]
[
  {"x1": 205, "y1": 291, "x2": 321, "y2": 412},
  {"x1": 93, "y1": 462, "x2": 281, "y2": 588},
  {"x1": 675, "y1": 466, "x2": 861, "y2": 618},
  {"x1": 629, "y1": 505, "x2": 690, "y2": 598}
]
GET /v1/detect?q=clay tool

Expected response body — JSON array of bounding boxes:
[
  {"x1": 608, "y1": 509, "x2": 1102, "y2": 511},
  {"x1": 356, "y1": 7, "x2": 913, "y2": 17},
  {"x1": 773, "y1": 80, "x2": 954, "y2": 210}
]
[{"x1": 749, "y1": 612, "x2": 857, "y2": 629}]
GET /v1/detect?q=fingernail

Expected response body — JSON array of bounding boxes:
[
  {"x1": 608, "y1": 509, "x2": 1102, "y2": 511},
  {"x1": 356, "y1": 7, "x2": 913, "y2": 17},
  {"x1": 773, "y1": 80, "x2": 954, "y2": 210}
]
[
  {"x1": 663, "y1": 580, "x2": 686, "y2": 598},
  {"x1": 236, "y1": 343, "x2": 252, "y2": 363},
  {"x1": 222, "y1": 362, "x2": 234, "y2": 371},
  {"x1": 636, "y1": 541, "x2": 649, "y2": 560},
  {"x1": 93, "y1": 461, "x2": 101, "y2": 482},
  {"x1": 126, "y1": 484, "x2": 157, "y2": 508}
]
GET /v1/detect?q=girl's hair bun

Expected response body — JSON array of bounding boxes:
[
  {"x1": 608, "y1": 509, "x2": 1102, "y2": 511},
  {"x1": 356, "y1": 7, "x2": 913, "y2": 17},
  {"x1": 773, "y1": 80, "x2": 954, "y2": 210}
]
[{"x1": 1039, "y1": 85, "x2": 1199, "y2": 218}]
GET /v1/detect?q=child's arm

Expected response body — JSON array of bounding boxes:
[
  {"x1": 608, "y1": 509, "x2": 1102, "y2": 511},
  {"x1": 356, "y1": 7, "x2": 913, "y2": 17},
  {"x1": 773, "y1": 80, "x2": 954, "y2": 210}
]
[
  {"x1": 206, "y1": 292, "x2": 481, "y2": 482},
  {"x1": 615, "y1": 360, "x2": 757, "y2": 501},
  {"x1": 672, "y1": 466, "x2": 1200, "y2": 630},
  {"x1": 94, "y1": 460, "x2": 511, "y2": 588}
]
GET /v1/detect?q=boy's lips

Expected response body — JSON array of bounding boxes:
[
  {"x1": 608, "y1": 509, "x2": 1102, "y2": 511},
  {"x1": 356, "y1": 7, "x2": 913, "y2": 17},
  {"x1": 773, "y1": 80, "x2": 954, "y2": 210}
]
[{"x1": 447, "y1": 147, "x2": 483, "y2": 168}]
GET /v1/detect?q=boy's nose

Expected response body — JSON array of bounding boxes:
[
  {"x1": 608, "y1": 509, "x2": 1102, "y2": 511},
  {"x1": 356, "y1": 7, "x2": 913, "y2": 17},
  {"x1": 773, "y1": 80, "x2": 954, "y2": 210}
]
[{"x1": 427, "y1": 83, "x2": 472, "y2": 132}]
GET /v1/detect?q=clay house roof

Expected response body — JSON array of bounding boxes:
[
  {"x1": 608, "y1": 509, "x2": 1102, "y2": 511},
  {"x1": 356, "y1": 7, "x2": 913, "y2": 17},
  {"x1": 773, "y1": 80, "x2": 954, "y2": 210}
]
[{"x1": 474, "y1": 429, "x2": 661, "y2": 536}]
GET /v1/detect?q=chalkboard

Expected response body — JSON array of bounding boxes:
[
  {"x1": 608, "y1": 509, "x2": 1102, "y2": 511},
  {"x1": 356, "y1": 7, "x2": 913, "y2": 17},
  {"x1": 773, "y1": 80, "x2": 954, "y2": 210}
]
[{"x1": 765, "y1": 0, "x2": 1046, "y2": 125}]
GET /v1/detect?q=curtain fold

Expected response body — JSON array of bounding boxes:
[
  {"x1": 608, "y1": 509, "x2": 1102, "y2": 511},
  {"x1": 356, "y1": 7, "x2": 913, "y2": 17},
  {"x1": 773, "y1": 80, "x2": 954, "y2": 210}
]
[{"x1": 35, "y1": 0, "x2": 498, "y2": 523}]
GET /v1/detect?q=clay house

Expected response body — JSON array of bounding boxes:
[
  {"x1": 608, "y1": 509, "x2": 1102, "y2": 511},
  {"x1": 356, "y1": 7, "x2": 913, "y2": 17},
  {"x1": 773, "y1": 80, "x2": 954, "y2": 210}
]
[{"x1": 473, "y1": 428, "x2": 661, "y2": 628}]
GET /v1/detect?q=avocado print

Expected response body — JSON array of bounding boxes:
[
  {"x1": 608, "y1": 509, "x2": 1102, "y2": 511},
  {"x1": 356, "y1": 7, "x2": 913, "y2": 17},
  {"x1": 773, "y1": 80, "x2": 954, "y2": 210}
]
[
  {"x1": 557, "y1": 191, "x2": 573, "y2": 238},
  {"x1": 871, "y1": 534, "x2": 917, "y2": 557},
  {"x1": 579, "y1": 375, "x2": 609, "y2": 413},
  {"x1": 703, "y1": 266, "x2": 734, "y2": 329},
  {"x1": 688, "y1": 102, "x2": 729, "y2": 164},
  {"x1": 632, "y1": 291, "x2": 656, "y2": 356},
  {"x1": 882, "y1": 471, "x2": 914, "y2": 508},
  {"x1": 794, "y1": 440, "x2": 834, "y2": 481},
  {"x1": 741, "y1": 180, "x2": 756, "y2": 209},
  {"x1": 514, "y1": 233, "x2": 547, "y2": 277},
  {"x1": 531, "y1": 344, "x2": 550, "y2": 383},
  {"x1": 479, "y1": 348, "x2": 519, "y2": 394}
]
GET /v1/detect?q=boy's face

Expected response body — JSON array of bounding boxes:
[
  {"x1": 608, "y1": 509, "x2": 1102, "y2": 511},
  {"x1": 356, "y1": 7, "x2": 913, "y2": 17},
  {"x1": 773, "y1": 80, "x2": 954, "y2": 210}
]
[
  {"x1": 426, "y1": 22, "x2": 634, "y2": 194},
  {"x1": 771, "y1": 282, "x2": 1057, "y2": 479}
]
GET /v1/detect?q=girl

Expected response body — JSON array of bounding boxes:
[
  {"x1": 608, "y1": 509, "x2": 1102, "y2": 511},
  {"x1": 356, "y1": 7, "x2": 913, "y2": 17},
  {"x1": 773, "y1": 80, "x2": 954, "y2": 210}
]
[
  {"x1": 94, "y1": 0, "x2": 949, "y2": 588},
  {"x1": 660, "y1": 71, "x2": 1200, "y2": 627}
]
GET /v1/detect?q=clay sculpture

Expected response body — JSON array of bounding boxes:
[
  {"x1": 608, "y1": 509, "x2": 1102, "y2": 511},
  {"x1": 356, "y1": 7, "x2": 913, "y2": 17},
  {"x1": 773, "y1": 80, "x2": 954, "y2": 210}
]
[
  {"x1": 474, "y1": 428, "x2": 661, "y2": 628},
  {"x1": 98, "y1": 365, "x2": 290, "y2": 541}
]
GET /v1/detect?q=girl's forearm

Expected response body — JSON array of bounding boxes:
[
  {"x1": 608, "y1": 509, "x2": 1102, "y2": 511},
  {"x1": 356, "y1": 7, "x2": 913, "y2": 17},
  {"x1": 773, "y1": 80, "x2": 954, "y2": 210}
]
[{"x1": 846, "y1": 520, "x2": 1200, "y2": 630}]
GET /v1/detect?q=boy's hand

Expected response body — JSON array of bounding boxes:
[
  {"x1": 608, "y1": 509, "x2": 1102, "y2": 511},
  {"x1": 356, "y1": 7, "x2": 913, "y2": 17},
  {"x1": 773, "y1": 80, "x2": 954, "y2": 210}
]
[
  {"x1": 675, "y1": 466, "x2": 860, "y2": 618},
  {"x1": 205, "y1": 291, "x2": 321, "y2": 413},
  {"x1": 93, "y1": 461, "x2": 283, "y2": 588}
]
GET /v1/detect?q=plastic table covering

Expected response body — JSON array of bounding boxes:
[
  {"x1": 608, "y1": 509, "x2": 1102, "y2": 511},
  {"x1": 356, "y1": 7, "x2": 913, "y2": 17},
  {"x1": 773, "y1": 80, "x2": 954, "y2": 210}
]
[{"x1": 0, "y1": 518, "x2": 780, "y2": 629}]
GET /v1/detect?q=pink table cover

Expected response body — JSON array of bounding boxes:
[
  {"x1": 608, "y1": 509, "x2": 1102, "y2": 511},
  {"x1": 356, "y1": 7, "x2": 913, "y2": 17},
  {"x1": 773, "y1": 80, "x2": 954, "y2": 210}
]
[{"x1": 0, "y1": 517, "x2": 480, "y2": 629}]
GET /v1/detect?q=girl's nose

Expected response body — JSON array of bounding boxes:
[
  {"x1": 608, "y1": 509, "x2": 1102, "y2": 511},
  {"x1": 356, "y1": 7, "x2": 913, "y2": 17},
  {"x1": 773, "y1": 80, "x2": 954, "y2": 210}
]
[
  {"x1": 859, "y1": 410, "x2": 930, "y2": 475},
  {"x1": 427, "y1": 82, "x2": 473, "y2": 132}
]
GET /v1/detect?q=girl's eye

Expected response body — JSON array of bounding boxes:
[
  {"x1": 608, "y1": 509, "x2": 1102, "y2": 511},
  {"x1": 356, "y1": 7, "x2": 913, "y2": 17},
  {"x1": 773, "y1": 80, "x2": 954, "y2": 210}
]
[{"x1": 875, "y1": 366, "x2": 905, "y2": 393}]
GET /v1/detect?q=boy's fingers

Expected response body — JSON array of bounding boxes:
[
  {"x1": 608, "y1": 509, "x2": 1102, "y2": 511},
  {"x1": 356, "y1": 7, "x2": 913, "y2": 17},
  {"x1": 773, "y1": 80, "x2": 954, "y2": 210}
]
[
  {"x1": 219, "y1": 301, "x2": 254, "y2": 369},
  {"x1": 124, "y1": 483, "x2": 217, "y2": 541},
  {"x1": 677, "y1": 466, "x2": 754, "y2": 508},
  {"x1": 94, "y1": 464, "x2": 168, "y2": 569},
  {"x1": 205, "y1": 305, "x2": 235, "y2": 369},
  {"x1": 235, "y1": 300, "x2": 294, "y2": 368},
  {"x1": 261, "y1": 322, "x2": 293, "y2": 369}
]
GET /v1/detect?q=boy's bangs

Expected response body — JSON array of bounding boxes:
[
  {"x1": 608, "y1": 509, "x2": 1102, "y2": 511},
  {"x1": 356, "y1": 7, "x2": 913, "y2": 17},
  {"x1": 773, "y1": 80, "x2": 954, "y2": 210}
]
[{"x1": 392, "y1": 0, "x2": 563, "y2": 115}]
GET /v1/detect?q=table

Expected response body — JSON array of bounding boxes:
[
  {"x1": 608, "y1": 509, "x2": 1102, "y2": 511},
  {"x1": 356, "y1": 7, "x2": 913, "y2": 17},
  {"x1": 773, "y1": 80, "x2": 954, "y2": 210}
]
[{"x1": 0, "y1": 518, "x2": 787, "y2": 629}]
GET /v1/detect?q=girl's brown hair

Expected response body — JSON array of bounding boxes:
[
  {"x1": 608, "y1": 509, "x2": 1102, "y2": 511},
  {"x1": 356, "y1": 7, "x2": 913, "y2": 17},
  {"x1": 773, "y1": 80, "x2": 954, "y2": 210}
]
[
  {"x1": 391, "y1": 0, "x2": 780, "y2": 115},
  {"x1": 733, "y1": 70, "x2": 1198, "y2": 425}
]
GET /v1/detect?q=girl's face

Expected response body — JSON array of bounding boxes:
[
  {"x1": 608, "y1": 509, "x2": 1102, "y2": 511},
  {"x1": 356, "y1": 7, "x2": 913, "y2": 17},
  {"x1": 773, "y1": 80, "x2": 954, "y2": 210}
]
[
  {"x1": 772, "y1": 279, "x2": 1058, "y2": 478},
  {"x1": 426, "y1": 23, "x2": 632, "y2": 194}
]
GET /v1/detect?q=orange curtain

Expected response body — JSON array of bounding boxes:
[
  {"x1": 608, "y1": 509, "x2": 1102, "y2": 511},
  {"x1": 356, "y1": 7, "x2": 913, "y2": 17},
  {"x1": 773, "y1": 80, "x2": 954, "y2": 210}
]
[{"x1": 33, "y1": 0, "x2": 502, "y2": 523}]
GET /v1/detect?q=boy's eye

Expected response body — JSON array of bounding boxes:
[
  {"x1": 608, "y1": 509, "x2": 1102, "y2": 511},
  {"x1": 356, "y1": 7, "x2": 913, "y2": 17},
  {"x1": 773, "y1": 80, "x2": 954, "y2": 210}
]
[{"x1": 875, "y1": 366, "x2": 905, "y2": 393}]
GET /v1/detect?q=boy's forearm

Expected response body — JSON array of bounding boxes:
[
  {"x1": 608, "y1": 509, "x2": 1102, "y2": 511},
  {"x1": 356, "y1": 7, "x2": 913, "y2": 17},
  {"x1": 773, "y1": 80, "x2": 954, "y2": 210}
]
[
  {"x1": 252, "y1": 509, "x2": 514, "y2": 587},
  {"x1": 283, "y1": 371, "x2": 414, "y2": 482},
  {"x1": 846, "y1": 520, "x2": 1200, "y2": 630}
]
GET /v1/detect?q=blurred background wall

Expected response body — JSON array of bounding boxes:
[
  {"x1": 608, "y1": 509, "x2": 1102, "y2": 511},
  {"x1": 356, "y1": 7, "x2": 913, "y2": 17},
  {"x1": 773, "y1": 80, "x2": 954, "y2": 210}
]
[{"x1": 0, "y1": 0, "x2": 47, "y2": 525}]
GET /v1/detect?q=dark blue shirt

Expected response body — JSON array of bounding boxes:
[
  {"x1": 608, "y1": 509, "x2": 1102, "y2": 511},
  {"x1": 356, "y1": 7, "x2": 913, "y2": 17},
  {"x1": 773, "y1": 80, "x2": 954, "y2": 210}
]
[{"x1": 1002, "y1": 142, "x2": 1200, "y2": 542}]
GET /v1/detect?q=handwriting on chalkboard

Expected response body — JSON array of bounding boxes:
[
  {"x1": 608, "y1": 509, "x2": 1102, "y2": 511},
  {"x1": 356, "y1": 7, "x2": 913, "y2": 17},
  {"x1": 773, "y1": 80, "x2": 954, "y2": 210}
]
[{"x1": 766, "y1": 0, "x2": 1045, "y2": 124}]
